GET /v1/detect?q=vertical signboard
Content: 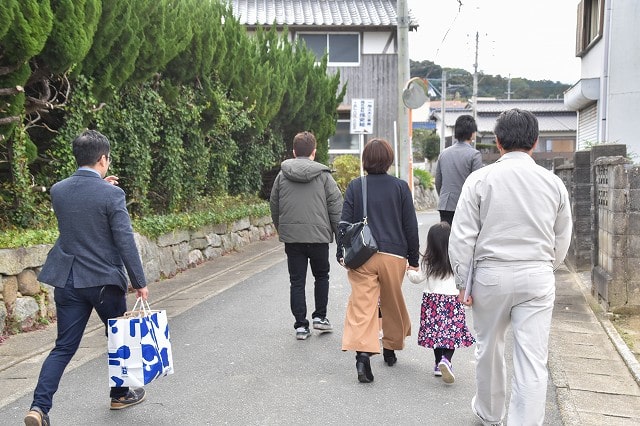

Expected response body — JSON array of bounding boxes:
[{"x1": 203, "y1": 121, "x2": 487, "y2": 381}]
[
  {"x1": 350, "y1": 99, "x2": 375, "y2": 177},
  {"x1": 350, "y1": 98, "x2": 374, "y2": 134}
]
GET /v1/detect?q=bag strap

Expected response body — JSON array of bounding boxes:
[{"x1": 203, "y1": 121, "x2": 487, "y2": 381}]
[
  {"x1": 127, "y1": 297, "x2": 152, "y2": 317},
  {"x1": 362, "y1": 175, "x2": 368, "y2": 222}
]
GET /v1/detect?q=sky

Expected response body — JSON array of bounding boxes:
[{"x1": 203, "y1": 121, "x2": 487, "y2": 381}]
[{"x1": 407, "y1": 0, "x2": 582, "y2": 84}]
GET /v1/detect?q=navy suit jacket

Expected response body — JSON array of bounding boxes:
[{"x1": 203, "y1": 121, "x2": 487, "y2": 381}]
[{"x1": 38, "y1": 169, "x2": 147, "y2": 291}]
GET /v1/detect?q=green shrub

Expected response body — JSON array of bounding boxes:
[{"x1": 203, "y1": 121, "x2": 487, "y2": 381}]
[
  {"x1": 332, "y1": 155, "x2": 361, "y2": 193},
  {"x1": 0, "y1": 195, "x2": 270, "y2": 248},
  {"x1": 413, "y1": 168, "x2": 434, "y2": 190}
]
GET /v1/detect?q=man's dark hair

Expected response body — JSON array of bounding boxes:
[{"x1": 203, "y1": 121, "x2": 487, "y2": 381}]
[
  {"x1": 293, "y1": 131, "x2": 316, "y2": 157},
  {"x1": 494, "y1": 108, "x2": 539, "y2": 151},
  {"x1": 362, "y1": 138, "x2": 394, "y2": 174},
  {"x1": 72, "y1": 130, "x2": 110, "y2": 167},
  {"x1": 454, "y1": 115, "x2": 477, "y2": 142}
]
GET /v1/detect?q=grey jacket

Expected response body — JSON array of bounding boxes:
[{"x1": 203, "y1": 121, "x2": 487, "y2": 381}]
[
  {"x1": 270, "y1": 157, "x2": 343, "y2": 243},
  {"x1": 38, "y1": 169, "x2": 147, "y2": 291},
  {"x1": 435, "y1": 141, "x2": 483, "y2": 211}
]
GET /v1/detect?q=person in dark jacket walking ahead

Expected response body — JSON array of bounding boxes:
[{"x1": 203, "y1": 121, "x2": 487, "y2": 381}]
[
  {"x1": 337, "y1": 138, "x2": 420, "y2": 383},
  {"x1": 270, "y1": 131, "x2": 343, "y2": 340}
]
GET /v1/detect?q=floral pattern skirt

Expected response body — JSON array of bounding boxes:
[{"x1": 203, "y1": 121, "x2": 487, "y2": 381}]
[{"x1": 417, "y1": 292, "x2": 475, "y2": 349}]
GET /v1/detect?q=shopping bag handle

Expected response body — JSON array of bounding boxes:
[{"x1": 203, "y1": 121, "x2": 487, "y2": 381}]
[{"x1": 130, "y1": 297, "x2": 152, "y2": 315}]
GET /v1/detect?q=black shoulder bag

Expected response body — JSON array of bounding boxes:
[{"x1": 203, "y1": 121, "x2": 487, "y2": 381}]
[{"x1": 341, "y1": 176, "x2": 379, "y2": 269}]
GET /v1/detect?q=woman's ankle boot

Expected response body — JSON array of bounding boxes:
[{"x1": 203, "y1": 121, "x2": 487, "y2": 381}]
[
  {"x1": 355, "y1": 352, "x2": 374, "y2": 383},
  {"x1": 383, "y1": 348, "x2": 397, "y2": 366}
]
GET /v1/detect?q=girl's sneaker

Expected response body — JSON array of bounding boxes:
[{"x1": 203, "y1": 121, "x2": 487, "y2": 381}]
[
  {"x1": 438, "y1": 356, "x2": 455, "y2": 383},
  {"x1": 434, "y1": 364, "x2": 442, "y2": 377}
]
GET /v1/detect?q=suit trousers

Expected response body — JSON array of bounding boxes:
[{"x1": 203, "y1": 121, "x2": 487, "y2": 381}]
[
  {"x1": 341, "y1": 253, "x2": 411, "y2": 354},
  {"x1": 471, "y1": 261, "x2": 555, "y2": 426},
  {"x1": 31, "y1": 280, "x2": 128, "y2": 414}
]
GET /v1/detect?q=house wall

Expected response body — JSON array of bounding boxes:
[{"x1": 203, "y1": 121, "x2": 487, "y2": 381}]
[
  {"x1": 553, "y1": 139, "x2": 576, "y2": 152},
  {"x1": 329, "y1": 53, "x2": 398, "y2": 143},
  {"x1": 605, "y1": 1, "x2": 640, "y2": 159},
  {"x1": 573, "y1": 1, "x2": 640, "y2": 159},
  {"x1": 362, "y1": 31, "x2": 395, "y2": 54}
]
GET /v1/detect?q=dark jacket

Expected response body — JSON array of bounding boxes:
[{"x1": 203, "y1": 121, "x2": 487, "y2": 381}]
[
  {"x1": 337, "y1": 174, "x2": 420, "y2": 267},
  {"x1": 38, "y1": 169, "x2": 147, "y2": 291},
  {"x1": 270, "y1": 157, "x2": 343, "y2": 243}
]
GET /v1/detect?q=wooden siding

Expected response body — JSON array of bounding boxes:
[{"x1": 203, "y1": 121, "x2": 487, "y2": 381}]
[{"x1": 329, "y1": 54, "x2": 398, "y2": 143}]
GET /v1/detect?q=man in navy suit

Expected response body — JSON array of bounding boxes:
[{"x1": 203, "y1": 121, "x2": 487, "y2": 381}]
[{"x1": 25, "y1": 130, "x2": 149, "y2": 426}]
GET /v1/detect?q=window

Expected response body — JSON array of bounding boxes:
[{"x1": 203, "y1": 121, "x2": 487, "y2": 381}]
[
  {"x1": 576, "y1": 0, "x2": 604, "y2": 56},
  {"x1": 329, "y1": 120, "x2": 359, "y2": 152},
  {"x1": 298, "y1": 33, "x2": 360, "y2": 66}
]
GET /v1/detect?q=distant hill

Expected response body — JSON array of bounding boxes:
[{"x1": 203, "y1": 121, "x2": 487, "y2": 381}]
[{"x1": 410, "y1": 59, "x2": 570, "y2": 100}]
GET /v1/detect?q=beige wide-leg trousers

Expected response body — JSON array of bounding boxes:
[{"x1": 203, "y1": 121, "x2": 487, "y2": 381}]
[{"x1": 341, "y1": 253, "x2": 411, "y2": 354}]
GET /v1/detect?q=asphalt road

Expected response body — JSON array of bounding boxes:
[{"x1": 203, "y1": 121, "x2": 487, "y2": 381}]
[{"x1": 0, "y1": 211, "x2": 562, "y2": 425}]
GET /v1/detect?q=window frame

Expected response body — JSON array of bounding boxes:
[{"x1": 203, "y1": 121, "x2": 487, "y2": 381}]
[
  {"x1": 576, "y1": 0, "x2": 605, "y2": 57},
  {"x1": 297, "y1": 32, "x2": 361, "y2": 67},
  {"x1": 329, "y1": 119, "x2": 360, "y2": 153}
]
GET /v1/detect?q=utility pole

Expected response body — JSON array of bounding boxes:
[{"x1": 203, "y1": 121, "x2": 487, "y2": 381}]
[
  {"x1": 472, "y1": 31, "x2": 479, "y2": 128},
  {"x1": 506, "y1": 74, "x2": 513, "y2": 99},
  {"x1": 397, "y1": 0, "x2": 411, "y2": 183},
  {"x1": 440, "y1": 71, "x2": 446, "y2": 154}
]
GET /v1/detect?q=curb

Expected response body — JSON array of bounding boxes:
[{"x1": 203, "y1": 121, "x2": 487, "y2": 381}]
[{"x1": 572, "y1": 271, "x2": 640, "y2": 387}]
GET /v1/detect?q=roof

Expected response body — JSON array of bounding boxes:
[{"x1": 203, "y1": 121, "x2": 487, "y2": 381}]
[
  {"x1": 473, "y1": 99, "x2": 574, "y2": 113},
  {"x1": 430, "y1": 99, "x2": 577, "y2": 133},
  {"x1": 231, "y1": 0, "x2": 418, "y2": 28}
]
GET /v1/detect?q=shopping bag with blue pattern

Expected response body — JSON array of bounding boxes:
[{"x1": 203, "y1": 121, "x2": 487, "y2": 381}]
[{"x1": 107, "y1": 298, "x2": 174, "y2": 387}]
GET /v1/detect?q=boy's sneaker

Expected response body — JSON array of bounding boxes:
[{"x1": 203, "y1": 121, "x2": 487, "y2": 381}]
[
  {"x1": 438, "y1": 356, "x2": 455, "y2": 384},
  {"x1": 296, "y1": 326, "x2": 311, "y2": 340},
  {"x1": 110, "y1": 387, "x2": 146, "y2": 410},
  {"x1": 312, "y1": 317, "x2": 333, "y2": 332},
  {"x1": 472, "y1": 395, "x2": 504, "y2": 426},
  {"x1": 434, "y1": 364, "x2": 442, "y2": 377},
  {"x1": 24, "y1": 406, "x2": 49, "y2": 426}
]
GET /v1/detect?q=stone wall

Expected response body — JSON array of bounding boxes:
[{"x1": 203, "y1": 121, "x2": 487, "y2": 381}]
[
  {"x1": 413, "y1": 176, "x2": 438, "y2": 211},
  {"x1": 0, "y1": 216, "x2": 275, "y2": 334}
]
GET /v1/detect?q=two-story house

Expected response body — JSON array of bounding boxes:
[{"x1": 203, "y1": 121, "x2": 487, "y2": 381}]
[
  {"x1": 564, "y1": 0, "x2": 640, "y2": 160},
  {"x1": 231, "y1": 0, "x2": 417, "y2": 156}
]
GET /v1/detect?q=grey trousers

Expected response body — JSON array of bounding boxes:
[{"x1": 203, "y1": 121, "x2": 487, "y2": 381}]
[{"x1": 471, "y1": 261, "x2": 555, "y2": 426}]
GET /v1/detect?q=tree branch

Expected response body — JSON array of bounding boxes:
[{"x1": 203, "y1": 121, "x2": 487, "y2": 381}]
[{"x1": 0, "y1": 86, "x2": 24, "y2": 96}]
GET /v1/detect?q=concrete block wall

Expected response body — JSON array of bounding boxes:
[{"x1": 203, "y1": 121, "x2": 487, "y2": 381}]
[
  {"x1": 556, "y1": 144, "x2": 640, "y2": 313},
  {"x1": 556, "y1": 151, "x2": 592, "y2": 271},
  {"x1": 593, "y1": 156, "x2": 631, "y2": 310}
]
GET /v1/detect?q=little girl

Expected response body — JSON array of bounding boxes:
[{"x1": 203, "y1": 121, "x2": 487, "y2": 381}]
[{"x1": 407, "y1": 221, "x2": 475, "y2": 384}]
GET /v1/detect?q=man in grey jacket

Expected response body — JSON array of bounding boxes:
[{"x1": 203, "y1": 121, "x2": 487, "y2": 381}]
[
  {"x1": 25, "y1": 130, "x2": 148, "y2": 426},
  {"x1": 435, "y1": 114, "x2": 483, "y2": 224},
  {"x1": 270, "y1": 131, "x2": 343, "y2": 340}
]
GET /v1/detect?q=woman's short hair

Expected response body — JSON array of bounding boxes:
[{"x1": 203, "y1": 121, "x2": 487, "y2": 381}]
[{"x1": 362, "y1": 138, "x2": 394, "y2": 174}]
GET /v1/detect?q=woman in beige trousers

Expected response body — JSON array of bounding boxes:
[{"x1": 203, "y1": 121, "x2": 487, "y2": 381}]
[{"x1": 337, "y1": 138, "x2": 420, "y2": 383}]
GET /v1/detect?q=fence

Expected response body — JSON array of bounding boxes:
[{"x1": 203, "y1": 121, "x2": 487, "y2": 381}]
[{"x1": 556, "y1": 144, "x2": 640, "y2": 313}]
